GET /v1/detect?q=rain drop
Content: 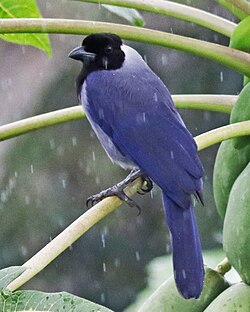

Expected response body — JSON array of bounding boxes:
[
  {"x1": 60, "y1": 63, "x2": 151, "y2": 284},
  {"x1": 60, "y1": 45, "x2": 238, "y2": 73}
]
[
  {"x1": 30, "y1": 164, "x2": 34, "y2": 174},
  {"x1": 101, "y1": 293, "x2": 106, "y2": 303},
  {"x1": 135, "y1": 251, "x2": 140, "y2": 261},
  {"x1": 101, "y1": 233, "x2": 106, "y2": 248},
  {"x1": 220, "y1": 71, "x2": 224, "y2": 82},
  {"x1": 161, "y1": 54, "x2": 168, "y2": 66},
  {"x1": 20, "y1": 245, "x2": 28, "y2": 256},
  {"x1": 150, "y1": 190, "x2": 154, "y2": 199},
  {"x1": 62, "y1": 179, "x2": 66, "y2": 189},
  {"x1": 49, "y1": 138, "x2": 56, "y2": 150},
  {"x1": 102, "y1": 262, "x2": 106, "y2": 272},
  {"x1": 1, "y1": 191, "x2": 7, "y2": 203},
  {"x1": 21, "y1": 46, "x2": 26, "y2": 54},
  {"x1": 103, "y1": 58, "x2": 108, "y2": 70},
  {"x1": 95, "y1": 176, "x2": 100, "y2": 185},
  {"x1": 72, "y1": 136, "x2": 77, "y2": 147},
  {"x1": 153, "y1": 93, "x2": 158, "y2": 102},
  {"x1": 182, "y1": 269, "x2": 187, "y2": 279},
  {"x1": 214, "y1": 34, "x2": 219, "y2": 42},
  {"x1": 114, "y1": 258, "x2": 120, "y2": 267},
  {"x1": 25, "y1": 195, "x2": 30, "y2": 205}
]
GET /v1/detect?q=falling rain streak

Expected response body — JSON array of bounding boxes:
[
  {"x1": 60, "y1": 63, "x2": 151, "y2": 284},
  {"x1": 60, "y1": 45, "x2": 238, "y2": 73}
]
[
  {"x1": 220, "y1": 71, "x2": 224, "y2": 82},
  {"x1": 103, "y1": 262, "x2": 106, "y2": 272},
  {"x1": 101, "y1": 233, "x2": 106, "y2": 248}
]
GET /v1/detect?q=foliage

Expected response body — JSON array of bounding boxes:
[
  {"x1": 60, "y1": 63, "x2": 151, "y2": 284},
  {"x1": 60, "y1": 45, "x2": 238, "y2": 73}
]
[
  {"x1": 0, "y1": 0, "x2": 51, "y2": 55},
  {"x1": 0, "y1": 0, "x2": 250, "y2": 311},
  {"x1": 102, "y1": 5, "x2": 144, "y2": 26},
  {"x1": 0, "y1": 268, "x2": 113, "y2": 311}
]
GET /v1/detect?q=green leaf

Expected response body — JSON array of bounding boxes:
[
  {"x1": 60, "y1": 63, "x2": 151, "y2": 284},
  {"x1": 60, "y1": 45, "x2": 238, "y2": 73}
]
[
  {"x1": 230, "y1": 16, "x2": 250, "y2": 52},
  {"x1": 102, "y1": 5, "x2": 145, "y2": 26},
  {"x1": 0, "y1": 0, "x2": 52, "y2": 56},
  {"x1": 0, "y1": 267, "x2": 26, "y2": 289},
  {"x1": 0, "y1": 289, "x2": 114, "y2": 311}
]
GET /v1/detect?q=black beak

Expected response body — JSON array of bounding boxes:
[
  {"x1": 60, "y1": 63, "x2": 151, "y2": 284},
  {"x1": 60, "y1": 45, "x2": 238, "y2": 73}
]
[{"x1": 68, "y1": 46, "x2": 96, "y2": 62}]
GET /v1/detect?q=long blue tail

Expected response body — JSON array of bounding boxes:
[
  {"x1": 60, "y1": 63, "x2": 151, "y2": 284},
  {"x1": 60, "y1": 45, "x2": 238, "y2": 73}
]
[{"x1": 162, "y1": 192, "x2": 204, "y2": 299}]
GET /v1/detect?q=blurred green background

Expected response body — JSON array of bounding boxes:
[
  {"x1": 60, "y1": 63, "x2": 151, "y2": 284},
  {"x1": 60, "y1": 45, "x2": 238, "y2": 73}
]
[{"x1": 0, "y1": 0, "x2": 242, "y2": 311}]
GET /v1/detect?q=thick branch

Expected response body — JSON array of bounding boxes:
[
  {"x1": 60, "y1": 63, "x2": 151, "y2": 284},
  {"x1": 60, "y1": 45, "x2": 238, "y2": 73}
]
[
  {"x1": 6, "y1": 119, "x2": 250, "y2": 291},
  {"x1": 196, "y1": 120, "x2": 250, "y2": 150},
  {"x1": 0, "y1": 19, "x2": 250, "y2": 76},
  {"x1": 7, "y1": 178, "x2": 144, "y2": 291},
  {"x1": 0, "y1": 95, "x2": 237, "y2": 141}
]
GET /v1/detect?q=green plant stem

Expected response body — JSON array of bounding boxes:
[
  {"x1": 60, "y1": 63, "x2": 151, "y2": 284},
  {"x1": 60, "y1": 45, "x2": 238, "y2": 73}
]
[
  {"x1": 215, "y1": 257, "x2": 232, "y2": 275},
  {"x1": 1, "y1": 19, "x2": 250, "y2": 76},
  {"x1": 7, "y1": 177, "x2": 144, "y2": 292},
  {"x1": 215, "y1": 0, "x2": 248, "y2": 20},
  {"x1": 174, "y1": 94, "x2": 236, "y2": 114},
  {"x1": 227, "y1": 0, "x2": 250, "y2": 15},
  {"x1": 0, "y1": 106, "x2": 85, "y2": 141},
  {"x1": 6, "y1": 119, "x2": 250, "y2": 291},
  {"x1": 75, "y1": 0, "x2": 236, "y2": 37},
  {"x1": 196, "y1": 120, "x2": 250, "y2": 151},
  {"x1": 0, "y1": 95, "x2": 236, "y2": 141}
]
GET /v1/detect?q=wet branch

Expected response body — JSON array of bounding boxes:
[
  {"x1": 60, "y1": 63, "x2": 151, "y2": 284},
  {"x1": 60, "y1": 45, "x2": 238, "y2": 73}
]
[
  {"x1": 6, "y1": 118, "x2": 250, "y2": 291},
  {"x1": 0, "y1": 95, "x2": 237, "y2": 141},
  {"x1": 75, "y1": 0, "x2": 236, "y2": 37},
  {"x1": 0, "y1": 19, "x2": 250, "y2": 76}
]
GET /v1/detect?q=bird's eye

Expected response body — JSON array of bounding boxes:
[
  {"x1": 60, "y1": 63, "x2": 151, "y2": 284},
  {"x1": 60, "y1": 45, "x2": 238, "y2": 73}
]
[{"x1": 104, "y1": 46, "x2": 113, "y2": 54}]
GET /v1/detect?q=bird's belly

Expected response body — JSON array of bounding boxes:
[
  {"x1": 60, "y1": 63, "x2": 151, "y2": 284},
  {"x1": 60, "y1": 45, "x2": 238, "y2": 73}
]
[
  {"x1": 81, "y1": 81, "x2": 136, "y2": 170},
  {"x1": 89, "y1": 116, "x2": 135, "y2": 170}
]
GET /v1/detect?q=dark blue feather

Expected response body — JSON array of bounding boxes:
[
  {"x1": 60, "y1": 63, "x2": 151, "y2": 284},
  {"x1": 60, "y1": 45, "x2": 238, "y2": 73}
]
[
  {"x1": 163, "y1": 193, "x2": 204, "y2": 299},
  {"x1": 84, "y1": 65, "x2": 203, "y2": 207}
]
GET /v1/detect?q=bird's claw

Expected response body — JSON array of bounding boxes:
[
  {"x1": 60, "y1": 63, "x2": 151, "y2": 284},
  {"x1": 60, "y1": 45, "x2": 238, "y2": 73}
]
[
  {"x1": 86, "y1": 169, "x2": 153, "y2": 216},
  {"x1": 86, "y1": 183, "x2": 142, "y2": 215}
]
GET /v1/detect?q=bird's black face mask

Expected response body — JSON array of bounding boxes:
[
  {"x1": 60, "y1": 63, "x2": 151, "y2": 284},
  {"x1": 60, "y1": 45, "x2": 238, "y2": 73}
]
[{"x1": 68, "y1": 33, "x2": 125, "y2": 71}]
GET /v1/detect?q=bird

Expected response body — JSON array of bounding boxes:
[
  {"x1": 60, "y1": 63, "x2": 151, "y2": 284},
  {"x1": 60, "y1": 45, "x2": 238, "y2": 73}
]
[{"x1": 69, "y1": 33, "x2": 204, "y2": 299}]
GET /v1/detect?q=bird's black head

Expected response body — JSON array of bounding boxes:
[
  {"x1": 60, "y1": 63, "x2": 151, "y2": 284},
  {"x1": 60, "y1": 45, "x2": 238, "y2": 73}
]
[{"x1": 69, "y1": 33, "x2": 125, "y2": 71}]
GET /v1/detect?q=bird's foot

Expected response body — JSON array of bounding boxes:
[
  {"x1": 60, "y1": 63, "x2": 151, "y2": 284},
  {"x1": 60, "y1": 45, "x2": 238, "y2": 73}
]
[
  {"x1": 86, "y1": 169, "x2": 153, "y2": 215},
  {"x1": 137, "y1": 176, "x2": 153, "y2": 195}
]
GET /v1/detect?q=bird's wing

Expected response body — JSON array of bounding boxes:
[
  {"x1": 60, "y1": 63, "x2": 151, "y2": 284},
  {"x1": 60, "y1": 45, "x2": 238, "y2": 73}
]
[
  {"x1": 113, "y1": 112, "x2": 203, "y2": 207},
  {"x1": 84, "y1": 70, "x2": 203, "y2": 208}
]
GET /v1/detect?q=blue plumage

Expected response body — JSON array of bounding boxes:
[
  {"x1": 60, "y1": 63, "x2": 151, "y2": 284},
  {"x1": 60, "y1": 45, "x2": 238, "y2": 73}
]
[
  {"x1": 163, "y1": 194, "x2": 204, "y2": 298},
  {"x1": 69, "y1": 34, "x2": 204, "y2": 299}
]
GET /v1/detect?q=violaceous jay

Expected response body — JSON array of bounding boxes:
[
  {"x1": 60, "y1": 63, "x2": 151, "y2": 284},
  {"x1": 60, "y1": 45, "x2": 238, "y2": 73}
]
[{"x1": 69, "y1": 33, "x2": 204, "y2": 299}]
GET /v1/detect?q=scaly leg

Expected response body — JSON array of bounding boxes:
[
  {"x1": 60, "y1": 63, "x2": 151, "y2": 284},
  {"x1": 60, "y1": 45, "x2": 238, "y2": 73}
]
[{"x1": 86, "y1": 169, "x2": 153, "y2": 214}]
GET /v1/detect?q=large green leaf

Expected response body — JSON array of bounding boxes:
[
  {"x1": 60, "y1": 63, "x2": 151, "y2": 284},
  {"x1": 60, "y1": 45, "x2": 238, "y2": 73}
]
[
  {"x1": 0, "y1": 267, "x2": 26, "y2": 289},
  {"x1": 230, "y1": 16, "x2": 250, "y2": 52},
  {"x1": 0, "y1": 0, "x2": 52, "y2": 56},
  {"x1": 102, "y1": 5, "x2": 144, "y2": 26},
  {"x1": 0, "y1": 289, "x2": 114, "y2": 311}
]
